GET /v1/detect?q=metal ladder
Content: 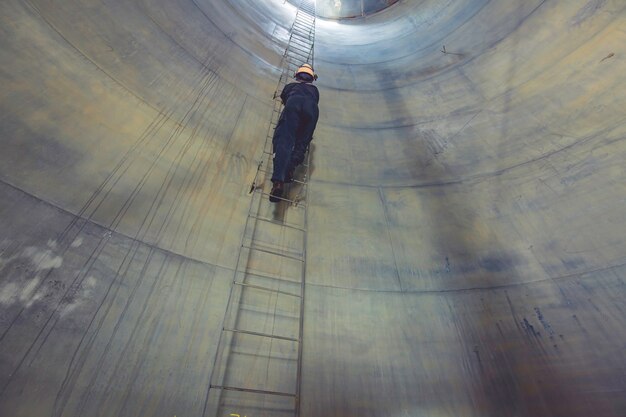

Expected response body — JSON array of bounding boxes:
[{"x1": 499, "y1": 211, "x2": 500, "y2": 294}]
[{"x1": 205, "y1": 1, "x2": 316, "y2": 416}]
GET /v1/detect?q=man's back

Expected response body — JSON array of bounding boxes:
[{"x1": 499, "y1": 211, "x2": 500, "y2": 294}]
[{"x1": 281, "y1": 81, "x2": 319, "y2": 105}]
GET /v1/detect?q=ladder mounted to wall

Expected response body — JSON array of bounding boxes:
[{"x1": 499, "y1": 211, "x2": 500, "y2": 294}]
[{"x1": 205, "y1": 1, "x2": 316, "y2": 416}]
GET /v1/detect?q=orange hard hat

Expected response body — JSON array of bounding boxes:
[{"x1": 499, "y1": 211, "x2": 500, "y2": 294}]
[{"x1": 294, "y1": 63, "x2": 318, "y2": 81}]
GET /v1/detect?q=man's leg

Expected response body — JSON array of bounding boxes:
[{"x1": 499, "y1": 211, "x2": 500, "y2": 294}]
[
  {"x1": 271, "y1": 104, "x2": 300, "y2": 183},
  {"x1": 288, "y1": 102, "x2": 319, "y2": 176}
]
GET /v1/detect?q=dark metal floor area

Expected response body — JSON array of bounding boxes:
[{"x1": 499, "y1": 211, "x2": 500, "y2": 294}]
[{"x1": 1, "y1": 0, "x2": 625, "y2": 416}]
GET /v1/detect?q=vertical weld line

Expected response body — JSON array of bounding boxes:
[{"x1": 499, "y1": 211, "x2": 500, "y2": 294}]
[
  {"x1": 54, "y1": 69, "x2": 217, "y2": 417},
  {"x1": 378, "y1": 187, "x2": 404, "y2": 292}
]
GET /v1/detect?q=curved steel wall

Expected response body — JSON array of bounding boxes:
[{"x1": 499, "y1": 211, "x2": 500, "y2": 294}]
[{"x1": 0, "y1": 0, "x2": 625, "y2": 416}]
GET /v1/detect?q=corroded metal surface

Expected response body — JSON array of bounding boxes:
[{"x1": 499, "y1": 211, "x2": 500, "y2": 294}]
[{"x1": 0, "y1": 0, "x2": 625, "y2": 416}]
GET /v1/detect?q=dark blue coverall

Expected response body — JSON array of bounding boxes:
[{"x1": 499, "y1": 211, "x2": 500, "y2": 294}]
[{"x1": 271, "y1": 80, "x2": 319, "y2": 183}]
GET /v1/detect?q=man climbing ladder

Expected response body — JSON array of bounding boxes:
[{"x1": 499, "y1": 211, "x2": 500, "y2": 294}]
[{"x1": 270, "y1": 64, "x2": 320, "y2": 202}]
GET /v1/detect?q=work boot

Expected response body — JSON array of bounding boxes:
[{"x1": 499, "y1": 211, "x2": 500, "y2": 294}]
[{"x1": 269, "y1": 181, "x2": 284, "y2": 203}]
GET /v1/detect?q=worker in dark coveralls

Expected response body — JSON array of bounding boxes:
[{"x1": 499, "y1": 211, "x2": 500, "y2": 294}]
[{"x1": 270, "y1": 63, "x2": 319, "y2": 202}]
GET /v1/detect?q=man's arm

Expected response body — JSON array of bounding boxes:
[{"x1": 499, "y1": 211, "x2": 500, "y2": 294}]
[{"x1": 280, "y1": 83, "x2": 293, "y2": 104}]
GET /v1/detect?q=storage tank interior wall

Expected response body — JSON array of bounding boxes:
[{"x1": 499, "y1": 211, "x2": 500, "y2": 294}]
[{"x1": 0, "y1": 0, "x2": 625, "y2": 416}]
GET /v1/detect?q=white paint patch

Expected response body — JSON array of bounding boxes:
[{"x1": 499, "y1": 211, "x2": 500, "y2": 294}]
[
  {"x1": 61, "y1": 276, "x2": 97, "y2": 318},
  {"x1": 83, "y1": 276, "x2": 97, "y2": 291},
  {"x1": 28, "y1": 290, "x2": 45, "y2": 309},
  {"x1": 22, "y1": 247, "x2": 63, "y2": 271},
  {"x1": 0, "y1": 277, "x2": 42, "y2": 308},
  {"x1": 20, "y1": 276, "x2": 40, "y2": 301},
  {"x1": 0, "y1": 242, "x2": 64, "y2": 309},
  {"x1": 0, "y1": 282, "x2": 18, "y2": 305},
  {"x1": 60, "y1": 301, "x2": 77, "y2": 317},
  {"x1": 21, "y1": 276, "x2": 41, "y2": 308},
  {"x1": 0, "y1": 254, "x2": 17, "y2": 271},
  {"x1": 70, "y1": 237, "x2": 83, "y2": 248}
]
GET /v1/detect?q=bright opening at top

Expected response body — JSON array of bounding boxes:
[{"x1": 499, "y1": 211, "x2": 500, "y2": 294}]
[{"x1": 288, "y1": 0, "x2": 400, "y2": 19}]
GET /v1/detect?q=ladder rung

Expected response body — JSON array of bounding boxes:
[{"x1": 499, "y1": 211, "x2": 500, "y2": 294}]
[
  {"x1": 293, "y1": 19, "x2": 313, "y2": 26},
  {"x1": 285, "y1": 49, "x2": 310, "y2": 60},
  {"x1": 255, "y1": 170, "x2": 309, "y2": 186},
  {"x1": 228, "y1": 349, "x2": 297, "y2": 362},
  {"x1": 249, "y1": 214, "x2": 306, "y2": 232},
  {"x1": 234, "y1": 281, "x2": 301, "y2": 297},
  {"x1": 295, "y1": 16, "x2": 314, "y2": 24},
  {"x1": 288, "y1": 38, "x2": 312, "y2": 49},
  {"x1": 289, "y1": 34, "x2": 313, "y2": 45},
  {"x1": 261, "y1": 151, "x2": 310, "y2": 167},
  {"x1": 258, "y1": 190, "x2": 307, "y2": 208},
  {"x1": 296, "y1": 17, "x2": 314, "y2": 25},
  {"x1": 297, "y1": 11, "x2": 315, "y2": 20},
  {"x1": 286, "y1": 57, "x2": 311, "y2": 68},
  {"x1": 285, "y1": 46, "x2": 309, "y2": 57},
  {"x1": 259, "y1": 161, "x2": 310, "y2": 169},
  {"x1": 256, "y1": 172, "x2": 310, "y2": 188},
  {"x1": 293, "y1": 23, "x2": 313, "y2": 32},
  {"x1": 286, "y1": 48, "x2": 311, "y2": 58},
  {"x1": 242, "y1": 269, "x2": 302, "y2": 285},
  {"x1": 290, "y1": 33, "x2": 313, "y2": 43},
  {"x1": 292, "y1": 27, "x2": 313, "y2": 36},
  {"x1": 288, "y1": 59, "x2": 310, "y2": 69},
  {"x1": 298, "y1": 8, "x2": 315, "y2": 15},
  {"x1": 243, "y1": 244, "x2": 304, "y2": 261},
  {"x1": 211, "y1": 385, "x2": 296, "y2": 398},
  {"x1": 256, "y1": 168, "x2": 310, "y2": 185},
  {"x1": 223, "y1": 327, "x2": 300, "y2": 342}
]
